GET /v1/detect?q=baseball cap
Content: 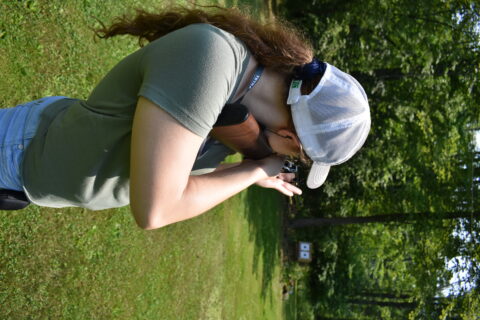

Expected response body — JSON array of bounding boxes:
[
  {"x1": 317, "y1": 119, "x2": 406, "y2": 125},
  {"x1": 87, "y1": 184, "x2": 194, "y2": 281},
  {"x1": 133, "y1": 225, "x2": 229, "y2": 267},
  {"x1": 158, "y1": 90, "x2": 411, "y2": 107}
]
[{"x1": 287, "y1": 62, "x2": 371, "y2": 189}]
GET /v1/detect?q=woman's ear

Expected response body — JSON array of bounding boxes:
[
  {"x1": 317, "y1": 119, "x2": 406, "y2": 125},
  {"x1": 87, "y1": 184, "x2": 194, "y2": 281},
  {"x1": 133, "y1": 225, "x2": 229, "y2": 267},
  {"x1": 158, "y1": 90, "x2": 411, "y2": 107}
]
[{"x1": 276, "y1": 129, "x2": 302, "y2": 152}]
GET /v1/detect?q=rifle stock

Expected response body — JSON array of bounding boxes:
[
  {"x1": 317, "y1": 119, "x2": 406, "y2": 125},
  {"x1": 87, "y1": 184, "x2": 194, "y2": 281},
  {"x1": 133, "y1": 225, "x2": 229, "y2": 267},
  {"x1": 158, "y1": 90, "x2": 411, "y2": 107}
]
[{"x1": 210, "y1": 104, "x2": 273, "y2": 160}]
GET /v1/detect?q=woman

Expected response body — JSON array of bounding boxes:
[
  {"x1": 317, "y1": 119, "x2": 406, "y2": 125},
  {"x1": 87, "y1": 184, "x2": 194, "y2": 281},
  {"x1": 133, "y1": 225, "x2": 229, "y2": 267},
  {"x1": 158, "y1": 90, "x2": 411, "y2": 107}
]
[{"x1": 0, "y1": 7, "x2": 370, "y2": 229}]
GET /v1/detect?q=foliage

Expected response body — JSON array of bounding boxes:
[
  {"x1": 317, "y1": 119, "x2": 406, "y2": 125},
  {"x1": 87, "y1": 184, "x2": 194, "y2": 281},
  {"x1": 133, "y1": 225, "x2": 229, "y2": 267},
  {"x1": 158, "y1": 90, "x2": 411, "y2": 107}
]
[
  {"x1": 280, "y1": 0, "x2": 480, "y2": 318},
  {"x1": 284, "y1": 0, "x2": 479, "y2": 217}
]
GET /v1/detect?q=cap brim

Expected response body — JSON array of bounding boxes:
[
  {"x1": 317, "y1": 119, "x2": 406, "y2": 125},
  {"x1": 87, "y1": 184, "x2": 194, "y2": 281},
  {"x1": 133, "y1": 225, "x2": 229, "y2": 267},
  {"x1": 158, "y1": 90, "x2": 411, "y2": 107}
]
[{"x1": 307, "y1": 163, "x2": 330, "y2": 189}]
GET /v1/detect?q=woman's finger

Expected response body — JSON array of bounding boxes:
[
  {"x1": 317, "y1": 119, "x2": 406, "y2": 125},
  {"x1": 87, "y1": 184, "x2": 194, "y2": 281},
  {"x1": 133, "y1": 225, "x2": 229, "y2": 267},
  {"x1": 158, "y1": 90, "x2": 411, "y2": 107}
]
[
  {"x1": 283, "y1": 182, "x2": 302, "y2": 195},
  {"x1": 276, "y1": 183, "x2": 294, "y2": 197},
  {"x1": 274, "y1": 180, "x2": 302, "y2": 197}
]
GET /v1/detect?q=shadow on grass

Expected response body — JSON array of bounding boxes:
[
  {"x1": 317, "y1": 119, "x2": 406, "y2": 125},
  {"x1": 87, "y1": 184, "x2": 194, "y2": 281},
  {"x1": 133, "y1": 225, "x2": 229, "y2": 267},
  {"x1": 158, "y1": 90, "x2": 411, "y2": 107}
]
[{"x1": 243, "y1": 186, "x2": 283, "y2": 299}]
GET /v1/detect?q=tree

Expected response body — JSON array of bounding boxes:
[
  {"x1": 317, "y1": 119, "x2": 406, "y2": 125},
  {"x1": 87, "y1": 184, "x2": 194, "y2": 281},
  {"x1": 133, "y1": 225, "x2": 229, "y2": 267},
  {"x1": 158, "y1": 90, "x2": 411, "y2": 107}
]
[
  {"x1": 290, "y1": 211, "x2": 480, "y2": 228},
  {"x1": 279, "y1": 0, "x2": 480, "y2": 318}
]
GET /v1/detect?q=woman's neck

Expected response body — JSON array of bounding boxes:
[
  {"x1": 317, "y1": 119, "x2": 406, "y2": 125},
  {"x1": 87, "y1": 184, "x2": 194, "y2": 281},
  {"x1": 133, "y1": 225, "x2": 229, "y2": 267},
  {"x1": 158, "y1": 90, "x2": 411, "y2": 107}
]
[{"x1": 241, "y1": 66, "x2": 292, "y2": 131}]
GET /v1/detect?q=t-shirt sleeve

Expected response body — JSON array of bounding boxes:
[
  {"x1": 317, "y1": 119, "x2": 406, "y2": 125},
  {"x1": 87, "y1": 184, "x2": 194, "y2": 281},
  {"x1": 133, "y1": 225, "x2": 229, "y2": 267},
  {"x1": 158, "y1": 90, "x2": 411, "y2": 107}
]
[{"x1": 138, "y1": 24, "x2": 243, "y2": 138}]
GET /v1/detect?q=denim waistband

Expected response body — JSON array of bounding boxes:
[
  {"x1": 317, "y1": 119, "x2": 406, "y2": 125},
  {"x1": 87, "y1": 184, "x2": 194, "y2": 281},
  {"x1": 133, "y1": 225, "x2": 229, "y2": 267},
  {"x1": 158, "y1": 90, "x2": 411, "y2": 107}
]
[{"x1": 0, "y1": 96, "x2": 67, "y2": 191}]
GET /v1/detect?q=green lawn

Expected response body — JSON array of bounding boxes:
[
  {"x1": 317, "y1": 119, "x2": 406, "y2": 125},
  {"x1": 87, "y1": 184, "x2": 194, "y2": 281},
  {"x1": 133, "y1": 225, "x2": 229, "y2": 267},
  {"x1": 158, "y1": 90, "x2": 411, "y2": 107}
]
[
  {"x1": 0, "y1": 0, "x2": 284, "y2": 318},
  {"x1": 0, "y1": 183, "x2": 284, "y2": 319}
]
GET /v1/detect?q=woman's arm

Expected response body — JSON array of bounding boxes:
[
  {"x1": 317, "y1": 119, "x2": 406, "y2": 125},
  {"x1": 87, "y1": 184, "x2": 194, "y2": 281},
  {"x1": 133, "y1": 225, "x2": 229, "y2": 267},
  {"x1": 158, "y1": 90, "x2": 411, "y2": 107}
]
[
  {"x1": 130, "y1": 97, "x2": 287, "y2": 230},
  {"x1": 214, "y1": 162, "x2": 241, "y2": 171}
]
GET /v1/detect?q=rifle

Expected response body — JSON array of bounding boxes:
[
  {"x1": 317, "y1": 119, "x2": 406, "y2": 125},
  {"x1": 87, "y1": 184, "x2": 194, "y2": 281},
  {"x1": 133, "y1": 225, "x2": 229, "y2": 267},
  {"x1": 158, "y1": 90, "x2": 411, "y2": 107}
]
[
  {"x1": 211, "y1": 103, "x2": 299, "y2": 174},
  {"x1": 210, "y1": 103, "x2": 273, "y2": 160}
]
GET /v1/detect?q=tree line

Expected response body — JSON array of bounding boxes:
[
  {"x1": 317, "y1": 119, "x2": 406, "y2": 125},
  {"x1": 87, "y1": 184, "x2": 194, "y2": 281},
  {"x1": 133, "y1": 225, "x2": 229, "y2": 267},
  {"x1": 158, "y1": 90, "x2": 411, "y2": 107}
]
[{"x1": 278, "y1": 0, "x2": 479, "y2": 318}]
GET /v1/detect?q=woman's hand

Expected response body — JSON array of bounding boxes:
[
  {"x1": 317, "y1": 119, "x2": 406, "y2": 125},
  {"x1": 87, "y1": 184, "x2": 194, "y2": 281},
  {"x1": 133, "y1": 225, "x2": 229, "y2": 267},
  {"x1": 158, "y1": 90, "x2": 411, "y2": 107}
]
[
  {"x1": 252, "y1": 155, "x2": 303, "y2": 197},
  {"x1": 255, "y1": 173, "x2": 302, "y2": 197}
]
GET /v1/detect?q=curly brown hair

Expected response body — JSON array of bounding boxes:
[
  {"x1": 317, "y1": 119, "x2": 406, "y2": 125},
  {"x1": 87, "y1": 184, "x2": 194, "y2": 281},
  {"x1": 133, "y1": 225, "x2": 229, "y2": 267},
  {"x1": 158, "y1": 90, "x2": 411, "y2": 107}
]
[{"x1": 95, "y1": 6, "x2": 313, "y2": 75}]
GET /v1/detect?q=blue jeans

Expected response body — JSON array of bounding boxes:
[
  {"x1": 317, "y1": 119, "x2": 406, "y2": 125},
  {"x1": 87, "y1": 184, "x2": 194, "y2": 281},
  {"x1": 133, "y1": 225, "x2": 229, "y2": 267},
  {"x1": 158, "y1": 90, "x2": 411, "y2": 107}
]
[{"x1": 0, "y1": 97, "x2": 66, "y2": 191}]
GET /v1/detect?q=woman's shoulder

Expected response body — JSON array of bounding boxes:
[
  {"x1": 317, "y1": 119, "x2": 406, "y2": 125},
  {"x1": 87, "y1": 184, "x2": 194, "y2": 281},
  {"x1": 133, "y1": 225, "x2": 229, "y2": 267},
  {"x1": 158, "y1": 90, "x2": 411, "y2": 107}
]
[
  {"x1": 169, "y1": 23, "x2": 233, "y2": 40},
  {"x1": 148, "y1": 23, "x2": 248, "y2": 56}
]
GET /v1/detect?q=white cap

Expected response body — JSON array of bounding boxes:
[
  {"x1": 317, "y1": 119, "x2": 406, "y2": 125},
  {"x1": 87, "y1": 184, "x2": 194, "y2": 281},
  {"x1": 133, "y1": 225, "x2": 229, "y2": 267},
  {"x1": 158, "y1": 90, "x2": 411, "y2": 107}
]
[{"x1": 287, "y1": 63, "x2": 371, "y2": 189}]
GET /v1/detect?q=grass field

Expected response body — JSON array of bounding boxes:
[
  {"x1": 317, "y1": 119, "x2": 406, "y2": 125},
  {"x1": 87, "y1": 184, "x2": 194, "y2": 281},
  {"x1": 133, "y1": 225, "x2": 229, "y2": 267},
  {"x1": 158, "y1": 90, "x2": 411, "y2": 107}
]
[{"x1": 0, "y1": 0, "x2": 286, "y2": 319}]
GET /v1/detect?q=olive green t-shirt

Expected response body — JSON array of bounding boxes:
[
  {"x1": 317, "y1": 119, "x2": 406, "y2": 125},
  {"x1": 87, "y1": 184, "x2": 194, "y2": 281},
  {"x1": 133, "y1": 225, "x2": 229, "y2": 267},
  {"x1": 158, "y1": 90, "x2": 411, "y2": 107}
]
[{"x1": 22, "y1": 24, "x2": 250, "y2": 209}]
